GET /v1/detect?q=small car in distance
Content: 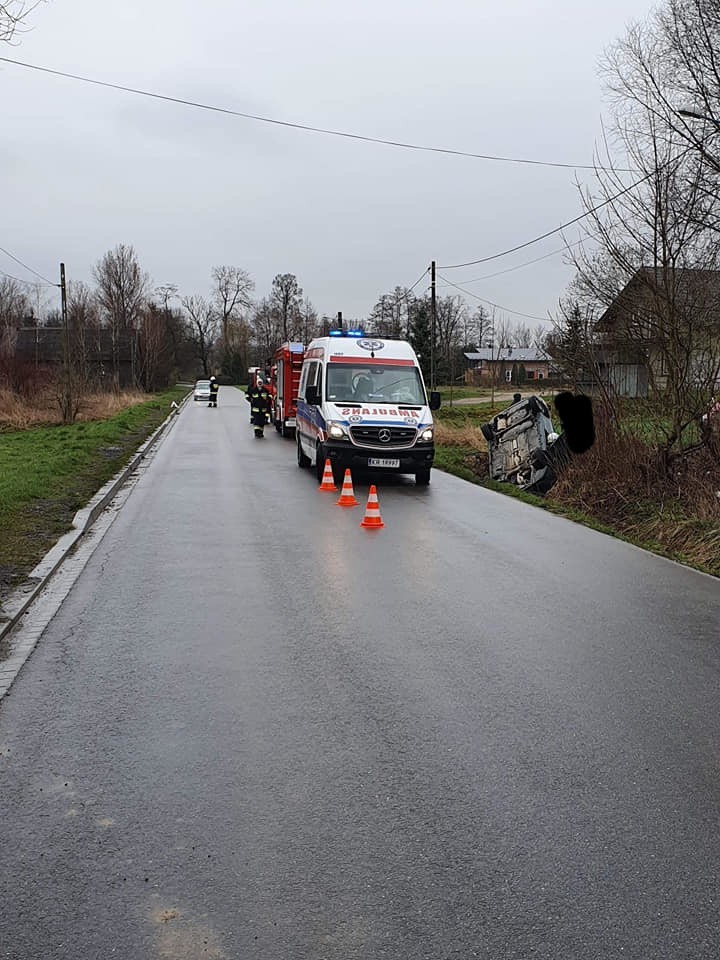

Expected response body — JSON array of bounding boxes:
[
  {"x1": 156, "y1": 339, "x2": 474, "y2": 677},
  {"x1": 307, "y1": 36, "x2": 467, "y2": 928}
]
[{"x1": 193, "y1": 379, "x2": 212, "y2": 402}]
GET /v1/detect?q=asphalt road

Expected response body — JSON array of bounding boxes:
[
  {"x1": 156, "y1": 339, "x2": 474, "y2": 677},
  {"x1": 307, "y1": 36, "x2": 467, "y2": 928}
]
[{"x1": 1, "y1": 387, "x2": 719, "y2": 959}]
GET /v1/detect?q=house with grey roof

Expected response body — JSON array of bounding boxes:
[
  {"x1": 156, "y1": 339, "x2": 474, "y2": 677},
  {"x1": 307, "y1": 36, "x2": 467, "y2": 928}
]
[{"x1": 463, "y1": 346, "x2": 554, "y2": 385}]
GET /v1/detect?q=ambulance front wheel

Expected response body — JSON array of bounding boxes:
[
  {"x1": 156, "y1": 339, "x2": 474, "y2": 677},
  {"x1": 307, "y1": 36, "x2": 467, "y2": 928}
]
[
  {"x1": 315, "y1": 446, "x2": 327, "y2": 482},
  {"x1": 297, "y1": 435, "x2": 311, "y2": 468},
  {"x1": 415, "y1": 469, "x2": 431, "y2": 486}
]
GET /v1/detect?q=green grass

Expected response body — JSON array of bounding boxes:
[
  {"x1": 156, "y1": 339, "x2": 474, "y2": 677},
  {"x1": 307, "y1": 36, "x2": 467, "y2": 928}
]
[{"x1": 0, "y1": 387, "x2": 187, "y2": 597}]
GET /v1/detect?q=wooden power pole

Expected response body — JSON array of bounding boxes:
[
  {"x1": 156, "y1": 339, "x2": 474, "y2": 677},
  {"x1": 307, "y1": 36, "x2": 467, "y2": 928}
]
[{"x1": 430, "y1": 260, "x2": 437, "y2": 390}]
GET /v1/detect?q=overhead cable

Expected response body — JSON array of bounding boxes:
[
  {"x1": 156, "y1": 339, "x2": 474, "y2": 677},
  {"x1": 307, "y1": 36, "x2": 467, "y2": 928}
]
[
  {"x1": 0, "y1": 244, "x2": 57, "y2": 285},
  {"x1": 438, "y1": 169, "x2": 655, "y2": 269},
  {"x1": 0, "y1": 56, "x2": 633, "y2": 172},
  {"x1": 449, "y1": 237, "x2": 586, "y2": 285},
  {"x1": 437, "y1": 273, "x2": 550, "y2": 322}
]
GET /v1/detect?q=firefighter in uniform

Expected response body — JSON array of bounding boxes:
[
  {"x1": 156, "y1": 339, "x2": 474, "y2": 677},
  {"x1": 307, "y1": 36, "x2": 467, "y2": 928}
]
[
  {"x1": 246, "y1": 377, "x2": 271, "y2": 437},
  {"x1": 209, "y1": 376, "x2": 219, "y2": 408}
]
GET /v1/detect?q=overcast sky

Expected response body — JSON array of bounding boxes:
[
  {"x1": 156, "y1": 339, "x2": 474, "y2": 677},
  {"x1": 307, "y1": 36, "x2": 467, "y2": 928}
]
[{"x1": 2, "y1": 0, "x2": 655, "y2": 330}]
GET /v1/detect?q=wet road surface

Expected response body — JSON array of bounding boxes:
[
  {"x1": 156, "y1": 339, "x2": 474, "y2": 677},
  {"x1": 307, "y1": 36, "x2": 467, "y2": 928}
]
[{"x1": 1, "y1": 387, "x2": 720, "y2": 959}]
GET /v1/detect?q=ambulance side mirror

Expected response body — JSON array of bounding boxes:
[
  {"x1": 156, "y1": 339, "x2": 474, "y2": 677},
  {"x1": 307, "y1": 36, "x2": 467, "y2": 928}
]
[
  {"x1": 305, "y1": 385, "x2": 320, "y2": 405},
  {"x1": 429, "y1": 391, "x2": 441, "y2": 410}
]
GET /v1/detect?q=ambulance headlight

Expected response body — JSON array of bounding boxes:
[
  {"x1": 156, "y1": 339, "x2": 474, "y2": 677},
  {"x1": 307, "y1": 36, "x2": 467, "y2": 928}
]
[
  {"x1": 418, "y1": 427, "x2": 434, "y2": 442},
  {"x1": 328, "y1": 421, "x2": 348, "y2": 439}
]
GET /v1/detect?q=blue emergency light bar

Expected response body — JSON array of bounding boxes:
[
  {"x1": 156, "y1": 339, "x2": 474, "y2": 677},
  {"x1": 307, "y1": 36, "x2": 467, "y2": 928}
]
[{"x1": 329, "y1": 329, "x2": 365, "y2": 337}]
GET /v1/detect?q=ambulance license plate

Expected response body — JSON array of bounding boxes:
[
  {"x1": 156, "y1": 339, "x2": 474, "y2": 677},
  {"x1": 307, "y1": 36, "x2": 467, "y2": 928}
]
[{"x1": 368, "y1": 458, "x2": 400, "y2": 468}]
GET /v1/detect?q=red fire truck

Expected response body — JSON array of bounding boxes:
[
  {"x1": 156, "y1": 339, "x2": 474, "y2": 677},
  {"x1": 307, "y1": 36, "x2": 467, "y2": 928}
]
[{"x1": 269, "y1": 342, "x2": 304, "y2": 437}]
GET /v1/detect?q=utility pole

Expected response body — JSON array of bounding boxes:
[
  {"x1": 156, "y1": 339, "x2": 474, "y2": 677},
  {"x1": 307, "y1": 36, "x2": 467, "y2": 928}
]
[
  {"x1": 430, "y1": 260, "x2": 436, "y2": 391},
  {"x1": 60, "y1": 263, "x2": 72, "y2": 423},
  {"x1": 337, "y1": 311, "x2": 343, "y2": 332}
]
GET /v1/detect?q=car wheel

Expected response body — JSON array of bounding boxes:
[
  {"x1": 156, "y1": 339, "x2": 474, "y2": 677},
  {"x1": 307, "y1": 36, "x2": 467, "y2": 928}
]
[
  {"x1": 415, "y1": 469, "x2": 431, "y2": 486},
  {"x1": 297, "y1": 435, "x2": 311, "y2": 468},
  {"x1": 480, "y1": 423, "x2": 494, "y2": 442}
]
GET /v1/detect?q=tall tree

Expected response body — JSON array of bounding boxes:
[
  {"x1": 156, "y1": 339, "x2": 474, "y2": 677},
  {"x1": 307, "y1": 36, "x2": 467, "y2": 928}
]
[
  {"x1": 181, "y1": 295, "x2": 218, "y2": 377},
  {"x1": 408, "y1": 297, "x2": 433, "y2": 384},
  {"x1": 604, "y1": 0, "x2": 720, "y2": 178},
  {"x1": 435, "y1": 295, "x2": 467, "y2": 384},
  {"x1": 0, "y1": 277, "x2": 29, "y2": 359},
  {"x1": 93, "y1": 244, "x2": 150, "y2": 390},
  {"x1": 250, "y1": 297, "x2": 283, "y2": 363},
  {"x1": 269, "y1": 273, "x2": 302, "y2": 341},
  {"x1": 211, "y1": 265, "x2": 254, "y2": 345},
  {"x1": 510, "y1": 323, "x2": 533, "y2": 348},
  {"x1": 67, "y1": 281, "x2": 101, "y2": 388},
  {"x1": 369, "y1": 287, "x2": 416, "y2": 338},
  {"x1": 299, "y1": 298, "x2": 319, "y2": 344},
  {"x1": 210, "y1": 266, "x2": 254, "y2": 380},
  {"x1": 562, "y1": 11, "x2": 720, "y2": 463}
]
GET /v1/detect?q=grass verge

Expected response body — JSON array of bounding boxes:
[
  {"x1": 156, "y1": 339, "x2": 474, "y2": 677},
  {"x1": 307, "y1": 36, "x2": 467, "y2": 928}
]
[{"x1": 0, "y1": 386, "x2": 188, "y2": 599}]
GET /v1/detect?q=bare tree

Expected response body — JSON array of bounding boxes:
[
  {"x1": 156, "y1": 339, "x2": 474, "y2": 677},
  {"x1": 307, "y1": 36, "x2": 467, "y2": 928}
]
[
  {"x1": 493, "y1": 314, "x2": 513, "y2": 349},
  {"x1": 251, "y1": 297, "x2": 282, "y2": 361},
  {"x1": 93, "y1": 244, "x2": 150, "y2": 390},
  {"x1": 269, "y1": 273, "x2": 303, "y2": 341},
  {"x1": 510, "y1": 322, "x2": 533, "y2": 348},
  {"x1": 532, "y1": 323, "x2": 551, "y2": 350},
  {"x1": 1, "y1": 0, "x2": 44, "y2": 44},
  {"x1": 181, "y1": 295, "x2": 218, "y2": 377},
  {"x1": 562, "y1": 26, "x2": 720, "y2": 465},
  {"x1": 604, "y1": 0, "x2": 720, "y2": 176},
  {"x1": 67, "y1": 281, "x2": 101, "y2": 388},
  {"x1": 299, "y1": 298, "x2": 319, "y2": 344},
  {"x1": 435, "y1": 294, "x2": 467, "y2": 384},
  {"x1": 369, "y1": 287, "x2": 416, "y2": 338},
  {"x1": 211, "y1": 266, "x2": 254, "y2": 344},
  {"x1": 0, "y1": 276, "x2": 29, "y2": 359}
]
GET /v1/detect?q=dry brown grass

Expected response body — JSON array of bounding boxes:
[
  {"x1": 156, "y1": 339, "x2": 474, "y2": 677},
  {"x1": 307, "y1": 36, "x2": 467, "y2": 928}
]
[
  {"x1": 0, "y1": 387, "x2": 149, "y2": 431},
  {"x1": 551, "y1": 423, "x2": 720, "y2": 573},
  {"x1": 434, "y1": 420, "x2": 487, "y2": 451}
]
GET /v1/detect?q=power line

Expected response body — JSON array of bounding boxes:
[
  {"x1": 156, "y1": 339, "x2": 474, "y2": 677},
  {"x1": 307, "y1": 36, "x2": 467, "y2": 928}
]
[
  {"x1": 406, "y1": 268, "x2": 429, "y2": 295},
  {"x1": 448, "y1": 237, "x2": 586, "y2": 285},
  {"x1": 438, "y1": 168, "x2": 655, "y2": 269},
  {"x1": 0, "y1": 55, "x2": 634, "y2": 173},
  {"x1": 0, "y1": 244, "x2": 57, "y2": 285},
  {"x1": 437, "y1": 273, "x2": 551, "y2": 322},
  {"x1": 1, "y1": 269, "x2": 41, "y2": 286}
]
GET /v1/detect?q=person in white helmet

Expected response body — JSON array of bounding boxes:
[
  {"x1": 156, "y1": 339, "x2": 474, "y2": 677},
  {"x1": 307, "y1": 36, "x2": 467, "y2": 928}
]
[{"x1": 208, "y1": 376, "x2": 219, "y2": 408}]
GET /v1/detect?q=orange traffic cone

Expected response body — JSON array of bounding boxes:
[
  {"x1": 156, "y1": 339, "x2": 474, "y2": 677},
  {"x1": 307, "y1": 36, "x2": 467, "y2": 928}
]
[
  {"x1": 360, "y1": 484, "x2": 384, "y2": 529},
  {"x1": 318, "y1": 458, "x2": 337, "y2": 492},
  {"x1": 336, "y1": 469, "x2": 359, "y2": 507}
]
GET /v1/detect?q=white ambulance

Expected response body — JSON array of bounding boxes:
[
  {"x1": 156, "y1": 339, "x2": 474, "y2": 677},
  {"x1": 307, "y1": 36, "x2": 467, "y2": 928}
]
[{"x1": 295, "y1": 333, "x2": 441, "y2": 485}]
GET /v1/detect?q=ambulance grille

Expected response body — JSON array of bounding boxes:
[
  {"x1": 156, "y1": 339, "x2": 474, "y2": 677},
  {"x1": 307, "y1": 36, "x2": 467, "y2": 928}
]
[{"x1": 349, "y1": 426, "x2": 417, "y2": 448}]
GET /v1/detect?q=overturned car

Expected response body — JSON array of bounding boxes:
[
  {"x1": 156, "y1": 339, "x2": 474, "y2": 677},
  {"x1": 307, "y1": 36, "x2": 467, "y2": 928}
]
[{"x1": 480, "y1": 393, "x2": 572, "y2": 496}]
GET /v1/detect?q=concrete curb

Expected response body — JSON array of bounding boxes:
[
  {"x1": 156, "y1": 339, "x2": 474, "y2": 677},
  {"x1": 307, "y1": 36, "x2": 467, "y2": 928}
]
[{"x1": 0, "y1": 396, "x2": 188, "y2": 646}]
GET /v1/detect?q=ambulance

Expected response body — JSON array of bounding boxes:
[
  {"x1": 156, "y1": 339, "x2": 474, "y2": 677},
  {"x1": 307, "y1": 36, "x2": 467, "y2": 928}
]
[{"x1": 295, "y1": 332, "x2": 441, "y2": 485}]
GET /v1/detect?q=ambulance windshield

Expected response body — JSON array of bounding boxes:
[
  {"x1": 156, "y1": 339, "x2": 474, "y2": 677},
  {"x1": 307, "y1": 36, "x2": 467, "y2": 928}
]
[{"x1": 327, "y1": 363, "x2": 426, "y2": 405}]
